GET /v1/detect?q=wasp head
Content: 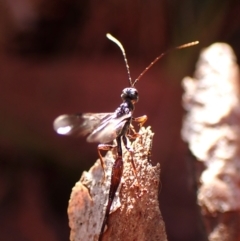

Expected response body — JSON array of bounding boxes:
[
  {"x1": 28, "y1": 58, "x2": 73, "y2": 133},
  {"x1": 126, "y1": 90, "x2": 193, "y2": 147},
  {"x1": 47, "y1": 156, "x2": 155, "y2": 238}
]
[{"x1": 121, "y1": 87, "x2": 139, "y2": 103}]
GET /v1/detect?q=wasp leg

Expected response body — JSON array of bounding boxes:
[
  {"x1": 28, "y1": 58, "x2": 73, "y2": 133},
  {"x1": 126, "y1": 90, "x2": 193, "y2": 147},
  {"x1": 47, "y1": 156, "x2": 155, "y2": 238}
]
[
  {"x1": 98, "y1": 137, "x2": 123, "y2": 241},
  {"x1": 122, "y1": 135, "x2": 139, "y2": 186},
  {"x1": 130, "y1": 115, "x2": 148, "y2": 144},
  {"x1": 98, "y1": 144, "x2": 116, "y2": 180},
  {"x1": 132, "y1": 115, "x2": 148, "y2": 127},
  {"x1": 122, "y1": 135, "x2": 133, "y2": 153},
  {"x1": 98, "y1": 155, "x2": 123, "y2": 241},
  {"x1": 127, "y1": 124, "x2": 141, "y2": 139},
  {"x1": 127, "y1": 115, "x2": 148, "y2": 139}
]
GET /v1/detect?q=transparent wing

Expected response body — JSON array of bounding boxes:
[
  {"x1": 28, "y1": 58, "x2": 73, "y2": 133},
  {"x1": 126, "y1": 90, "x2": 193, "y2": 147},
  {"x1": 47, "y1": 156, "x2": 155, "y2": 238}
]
[
  {"x1": 53, "y1": 112, "x2": 132, "y2": 143},
  {"x1": 53, "y1": 113, "x2": 114, "y2": 137},
  {"x1": 86, "y1": 112, "x2": 131, "y2": 143}
]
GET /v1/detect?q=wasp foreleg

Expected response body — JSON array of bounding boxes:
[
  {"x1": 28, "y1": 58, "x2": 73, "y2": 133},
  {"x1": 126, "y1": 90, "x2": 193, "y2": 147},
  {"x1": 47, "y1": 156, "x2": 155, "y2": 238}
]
[
  {"x1": 127, "y1": 115, "x2": 148, "y2": 140},
  {"x1": 132, "y1": 115, "x2": 148, "y2": 127},
  {"x1": 127, "y1": 124, "x2": 141, "y2": 139}
]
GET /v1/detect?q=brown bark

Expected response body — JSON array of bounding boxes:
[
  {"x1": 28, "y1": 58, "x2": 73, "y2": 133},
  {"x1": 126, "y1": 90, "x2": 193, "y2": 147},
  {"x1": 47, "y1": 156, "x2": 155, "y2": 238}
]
[
  {"x1": 68, "y1": 126, "x2": 167, "y2": 241},
  {"x1": 182, "y1": 43, "x2": 240, "y2": 241}
]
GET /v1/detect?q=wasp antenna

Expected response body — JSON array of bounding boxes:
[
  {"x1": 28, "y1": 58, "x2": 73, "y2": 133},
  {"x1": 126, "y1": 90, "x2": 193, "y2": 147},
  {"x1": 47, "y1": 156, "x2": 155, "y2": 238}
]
[
  {"x1": 176, "y1": 41, "x2": 199, "y2": 50},
  {"x1": 132, "y1": 41, "x2": 199, "y2": 86},
  {"x1": 106, "y1": 33, "x2": 133, "y2": 86}
]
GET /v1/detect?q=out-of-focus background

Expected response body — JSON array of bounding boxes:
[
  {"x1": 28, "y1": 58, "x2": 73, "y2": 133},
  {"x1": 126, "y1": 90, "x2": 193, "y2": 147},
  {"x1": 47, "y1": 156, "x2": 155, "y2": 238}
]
[{"x1": 1, "y1": 1, "x2": 240, "y2": 241}]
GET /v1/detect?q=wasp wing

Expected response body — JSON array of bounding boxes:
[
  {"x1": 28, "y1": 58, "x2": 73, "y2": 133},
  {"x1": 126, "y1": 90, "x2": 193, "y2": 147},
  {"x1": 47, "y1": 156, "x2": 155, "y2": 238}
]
[
  {"x1": 53, "y1": 113, "x2": 114, "y2": 137},
  {"x1": 53, "y1": 112, "x2": 132, "y2": 143},
  {"x1": 86, "y1": 112, "x2": 132, "y2": 143}
]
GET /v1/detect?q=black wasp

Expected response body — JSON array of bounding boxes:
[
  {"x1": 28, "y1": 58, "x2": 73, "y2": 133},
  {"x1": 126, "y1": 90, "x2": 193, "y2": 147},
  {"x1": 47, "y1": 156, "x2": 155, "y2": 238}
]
[{"x1": 53, "y1": 33, "x2": 198, "y2": 241}]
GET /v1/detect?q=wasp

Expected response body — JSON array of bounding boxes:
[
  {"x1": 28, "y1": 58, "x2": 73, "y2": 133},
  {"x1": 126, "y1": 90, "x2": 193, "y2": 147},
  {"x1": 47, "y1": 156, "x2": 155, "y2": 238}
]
[{"x1": 53, "y1": 34, "x2": 198, "y2": 241}]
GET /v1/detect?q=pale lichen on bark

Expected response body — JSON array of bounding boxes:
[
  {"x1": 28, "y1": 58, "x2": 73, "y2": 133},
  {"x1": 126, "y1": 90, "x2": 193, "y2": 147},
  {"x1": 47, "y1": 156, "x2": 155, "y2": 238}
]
[
  {"x1": 182, "y1": 43, "x2": 240, "y2": 240},
  {"x1": 68, "y1": 126, "x2": 167, "y2": 241}
]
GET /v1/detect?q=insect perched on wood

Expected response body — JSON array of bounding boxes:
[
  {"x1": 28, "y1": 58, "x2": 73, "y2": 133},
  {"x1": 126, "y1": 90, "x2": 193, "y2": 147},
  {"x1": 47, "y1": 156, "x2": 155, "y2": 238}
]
[{"x1": 53, "y1": 33, "x2": 198, "y2": 241}]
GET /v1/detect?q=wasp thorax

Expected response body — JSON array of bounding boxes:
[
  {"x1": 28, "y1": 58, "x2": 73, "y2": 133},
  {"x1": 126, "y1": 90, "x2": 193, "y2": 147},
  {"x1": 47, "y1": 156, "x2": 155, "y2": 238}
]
[{"x1": 121, "y1": 87, "x2": 139, "y2": 102}]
